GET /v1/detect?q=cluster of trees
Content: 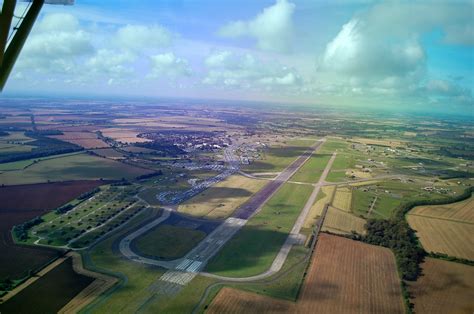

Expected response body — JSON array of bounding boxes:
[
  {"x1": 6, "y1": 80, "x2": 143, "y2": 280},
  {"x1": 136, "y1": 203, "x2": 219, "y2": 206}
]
[
  {"x1": 13, "y1": 217, "x2": 44, "y2": 241},
  {"x1": 55, "y1": 204, "x2": 74, "y2": 214},
  {"x1": 111, "y1": 178, "x2": 132, "y2": 186},
  {"x1": 0, "y1": 132, "x2": 82, "y2": 163},
  {"x1": 77, "y1": 187, "x2": 100, "y2": 200},
  {"x1": 363, "y1": 219, "x2": 425, "y2": 280},
  {"x1": 136, "y1": 170, "x2": 163, "y2": 180},
  {"x1": 0, "y1": 278, "x2": 14, "y2": 294},
  {"x1": 428, "y1": 252, "x2": 474, "y2": 266},
  {"x1": 135, "y1": 142, "x2": 185, "y2": 157},
  {"x1": 26, "y1": 130, "x2": 63, "y2": 136},
  {"x1": 439, "y1": 144, "x2": 474, "y2": 160}
]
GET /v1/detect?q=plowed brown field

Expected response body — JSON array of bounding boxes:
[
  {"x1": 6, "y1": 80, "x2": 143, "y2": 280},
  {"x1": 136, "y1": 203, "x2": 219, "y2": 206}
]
[
  {"x1": 0, "y1": 181, "x2": 103, "y2": 211},
  {"x1": 408, "y1": 258, "x2": 474, "y2": 314}
]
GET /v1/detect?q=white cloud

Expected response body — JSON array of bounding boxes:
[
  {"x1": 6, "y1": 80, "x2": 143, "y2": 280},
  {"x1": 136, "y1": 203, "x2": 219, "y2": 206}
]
[
  {"x1": 148, "y1": 53, "x2": 191, "y2": 78},
  {"x1": 17, "y1": 13, "x2": 93, "y2": 73},
  {"x1": 115, "y1": 24, "x2": 173, "y2": 52},
  {"x1": 218, "y1": 0, "x2": 295, "y2": 53},
  {"x1": 86, "y1": 49, "x2": 135, "y2": 77},
  {"x1": 203, "y1": 50, "x2": 301, "y2": 89},
  {"x1": 426, "y1": 79, "x2": 471, "y2": 97},
  {"x1": 320, "y1": 19, "x2": 425, "y2": 79},
  {"x1": 313, "y1": 1, "x2": 474, "y2": 106}
]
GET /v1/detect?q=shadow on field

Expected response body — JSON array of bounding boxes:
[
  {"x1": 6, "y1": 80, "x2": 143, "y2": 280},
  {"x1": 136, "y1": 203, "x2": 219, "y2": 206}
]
[
  {"x1": 302, "y1": 280, "x2": 339, "y2": 300},
  {"x1": 266, "y1": 146, "x2": 310, "y2": 158},
  {"x1": 244, "y1": 160, "x2": 280, "y2": 172},
  {"x1": 204, "y1": 225, "x2": 295, "y2": 277},
  {"x1": 412, "y1": 269, "x2": 470, "y2": 297},
  {"x1": 184, "y1": 187, "x2": 253, "y2": 203}
]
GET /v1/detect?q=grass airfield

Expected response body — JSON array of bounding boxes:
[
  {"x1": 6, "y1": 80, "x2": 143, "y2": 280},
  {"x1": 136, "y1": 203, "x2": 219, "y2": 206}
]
[{"x1": 0, "y1": 101, "x2": 472, "y2": 313}]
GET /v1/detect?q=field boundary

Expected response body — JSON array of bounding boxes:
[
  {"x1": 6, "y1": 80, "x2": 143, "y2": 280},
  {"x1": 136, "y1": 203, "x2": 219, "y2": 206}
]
[
  {"x1": 0, "y1": 256, "x2": 68, "y2": 303},
  {"x1": 407, "y1": 212, "x2": 474, "y2": 225},
  {"x1": 58, "y1": 252, "x2": 118, "y2": 314}
]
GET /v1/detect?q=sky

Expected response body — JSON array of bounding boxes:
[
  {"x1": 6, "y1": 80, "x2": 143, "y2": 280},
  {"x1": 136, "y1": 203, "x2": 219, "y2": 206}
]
[{"x1": 2, "y1": 0, "x2": 474, "y2": 112}]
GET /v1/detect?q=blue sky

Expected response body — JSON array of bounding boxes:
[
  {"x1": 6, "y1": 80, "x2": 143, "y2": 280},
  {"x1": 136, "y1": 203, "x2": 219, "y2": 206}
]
[{"x1": 3, "y1": 0, "x2": 473, "y2": 112}]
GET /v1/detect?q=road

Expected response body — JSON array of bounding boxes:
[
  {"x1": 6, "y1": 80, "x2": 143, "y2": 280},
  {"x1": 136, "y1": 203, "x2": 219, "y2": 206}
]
[
  {"x1": 118, "y1": 207, "x2": 179, "y2": 269},
  {"x1": 201, "y1": 152, "x2": 337, "y2": 282}
]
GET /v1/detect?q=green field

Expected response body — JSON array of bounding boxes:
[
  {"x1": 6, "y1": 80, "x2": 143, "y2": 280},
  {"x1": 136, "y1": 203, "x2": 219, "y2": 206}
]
[
  {"x1": 351, "y1": 180, "x2": 464, "y2": 219},
  {"x1": 326, "y1": 170, "x2": 348, "y2": 182},
  {"x1": 205, "y1": 182, "x2": 313, "y2": 277},
  {"x1": 134, "y1": 225, "x2": 206, "y2": 260},
  {"x1": 0, "y1": 153, "x2": 152, "y2": 185},
  {"x1": 290, "y1": 153, "x2": 331, "y2": 183}
]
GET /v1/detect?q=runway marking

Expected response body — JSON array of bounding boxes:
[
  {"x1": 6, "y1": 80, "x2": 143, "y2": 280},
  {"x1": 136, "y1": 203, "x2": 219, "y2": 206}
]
[
  {"x1": 159, "y1": 270, "x2": 197, "y2": 285},
  {"x1": 176, "y1": 258, "x2": 193, "y2": 270},
  {"x1": 186, "y1": 261, "x2": 203, "y2": 273}
]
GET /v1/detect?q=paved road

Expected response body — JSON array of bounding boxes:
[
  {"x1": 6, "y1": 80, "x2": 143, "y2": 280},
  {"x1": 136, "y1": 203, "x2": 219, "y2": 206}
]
[
  {"x1": 118, "y1": 207, "x2": 178, "y2": 269},
  {"x1": 201, "y1": 152, "x2": 337, "y2": 282}
]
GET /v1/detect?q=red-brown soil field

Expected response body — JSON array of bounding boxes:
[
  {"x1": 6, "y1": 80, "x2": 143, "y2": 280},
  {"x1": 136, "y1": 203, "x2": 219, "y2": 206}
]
[
  {"x1": 0, "y1": 257, "x2": 94, "y2": 313},
  {"x1": 207, "y1": 233, "x2": 405, "y2": 314},
  {"x1": 0, "y1": 181, "x2": 103, "y2": 211},
  {"x1": 0, "y1": 181, "x2": 104, "y2": 280},
  {"x1": 408, "y1": 258, "x2": 474, "y2": 314}
]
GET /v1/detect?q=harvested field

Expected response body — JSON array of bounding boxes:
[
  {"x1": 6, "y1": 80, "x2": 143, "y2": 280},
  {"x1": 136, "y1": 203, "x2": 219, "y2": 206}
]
[
  {"x1": 206, "y1": 287, "x2": 294, "y2": 314},
  {"x1": 208, "y1": 234, "x2": 404, "y2": 313},
  {"x1": 407, "y1": 215, "x2": 474, "y2": 260},
  {"x1": 100, "y1": 128, "x2": 150, "y2": 143},
  {"x1": 298, "y1": 234, "x2": 404, "y2": 313},
  {"x1": 0, "y1": 181, "x2": 103, "y2": 211},
  {"x1": 409, "y1": 196, "x2": 474, "y2": 222},
  {"x1": 178, "y1": 174, "x2": 266, "y2": 219},
  {"x1": 303, "y1": 185, "x2": 335, "y2": 230},
  {"x1": 332, "y1": 186, "x2": 352, "y2": 211},
  {"x1": 0, "y1": 257, "x2": 94, "y2": 314},
  {"x1": 50, "y1": 131, "x2": 108, "y2": 149},
  {"x1": 322, "y1": 206, "x2": 366, "y2": 235},
  {"x1": 408, "y1": 258, "x2": 474, "y2": 314}
]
